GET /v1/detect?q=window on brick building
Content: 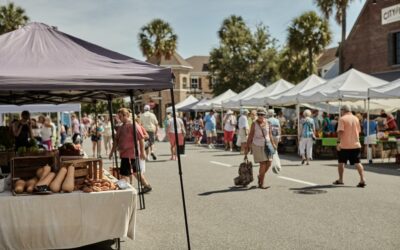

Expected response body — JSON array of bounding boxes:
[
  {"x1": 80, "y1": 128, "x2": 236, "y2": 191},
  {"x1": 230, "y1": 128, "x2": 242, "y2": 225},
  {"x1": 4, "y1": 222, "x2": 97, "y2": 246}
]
[
  {"x1": 198, "y1": 78, "x2": 202, "y2": 89},
  {"x1": 182, "y1": 77, "x2": 188, "y2": 89},
  {"x1": 191, "y1": 77, "x2": 199, "y2": 89},
  {"x1": 390, "y1": 32, "x2": 400, "y2": 65}
]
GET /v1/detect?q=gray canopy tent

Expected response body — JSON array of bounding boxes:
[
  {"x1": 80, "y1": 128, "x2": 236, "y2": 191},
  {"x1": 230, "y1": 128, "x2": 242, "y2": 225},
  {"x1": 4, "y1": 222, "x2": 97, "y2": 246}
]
[{"x1": 0, "y1": 23, "x2": 191, "y2": 249}]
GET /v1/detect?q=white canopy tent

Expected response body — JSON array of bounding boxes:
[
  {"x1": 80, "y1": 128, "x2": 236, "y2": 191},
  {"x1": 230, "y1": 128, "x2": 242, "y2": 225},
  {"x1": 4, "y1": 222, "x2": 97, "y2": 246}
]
[
  {"x1": 241, "y1": 79, "x2": 294, "y2": 107},
  {"x1": 368, "y1": 78, "x2": 400, "y2": 99},
  {"x1": 221, "y1": 82, "x2": 265, "y2": 109},
  {"x1": 266, "y1": 74, "x2": 326, "y2": 106},
  {"x1": 166, "y1": 95, "x2": 198, "y2": 113},
  {"x1": 297, "y1": 69, "x2": 388, "y2": 103},
  {"x1": 192, "y1": 89, "x2": 237, "y2": 111}
]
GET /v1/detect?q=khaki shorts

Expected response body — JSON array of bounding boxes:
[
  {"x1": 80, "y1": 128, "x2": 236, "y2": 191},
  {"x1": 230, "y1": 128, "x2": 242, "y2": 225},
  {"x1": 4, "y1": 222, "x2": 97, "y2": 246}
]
[
  {"x1": 251, "y1": 144, "x2": 272, "y2": 163},
  {"x1": 206, "y1": 129, "x2": 217, "y2": 137},
  {"x1": 239, "y1": 128, "x2": 248, "y2": 143}
]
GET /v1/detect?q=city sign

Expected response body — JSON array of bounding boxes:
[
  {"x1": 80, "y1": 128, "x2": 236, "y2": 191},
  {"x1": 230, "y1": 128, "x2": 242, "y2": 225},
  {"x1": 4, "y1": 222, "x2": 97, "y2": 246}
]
[{"x1": 382, "y1": 3, "x2": 400, "y2": 25}]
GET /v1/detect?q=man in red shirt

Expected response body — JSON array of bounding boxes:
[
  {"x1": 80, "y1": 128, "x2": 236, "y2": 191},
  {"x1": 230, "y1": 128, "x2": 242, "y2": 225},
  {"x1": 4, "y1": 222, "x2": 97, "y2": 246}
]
[
  {"x1": 109, "y1": 108, "x2": 152, "y2": 193},
  {"x1": 334, "y1": 105, "x2": 366, "y2": 188}
]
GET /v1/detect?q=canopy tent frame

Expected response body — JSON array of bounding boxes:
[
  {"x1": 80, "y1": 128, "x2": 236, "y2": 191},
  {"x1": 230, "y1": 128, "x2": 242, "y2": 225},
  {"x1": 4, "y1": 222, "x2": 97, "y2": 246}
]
[{"x1": 0, "y1": 23, "x2": 191, "y2": 250}]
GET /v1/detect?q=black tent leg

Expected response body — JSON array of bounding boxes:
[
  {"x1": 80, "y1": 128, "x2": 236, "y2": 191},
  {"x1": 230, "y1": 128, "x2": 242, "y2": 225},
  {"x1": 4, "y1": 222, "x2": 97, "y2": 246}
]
[
  {"x1": 170, "y1": 88, "x2": 191, "y2": 250},
  {"x1": 107, "y1": 95, "x2": 120, "y2": 179},
  {"x1": 129, "y1": 90, "x2": 145, "y2": 210}
]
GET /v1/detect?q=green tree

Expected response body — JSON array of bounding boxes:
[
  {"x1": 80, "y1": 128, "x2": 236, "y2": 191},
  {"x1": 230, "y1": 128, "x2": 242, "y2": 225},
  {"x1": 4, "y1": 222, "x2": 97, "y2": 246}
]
[
  {"x1": 278, "y1": 47, "x2": 310, "y2": 83},
  {"x1": 314, "y1": 0, "x2": 355, "y2": 73},
  {"x1": 209, "y1": 15, "x2": 280, "y2": 95},
  {"x1": 0, "y1": 2, "x2": 29, "y2": 35},
  {"x1": 138, "y1": 19, "x2": 177, "y2": 121},
  {"x1": 138, "y1": 19, "x2": 178, "y2": 65},
  {"x1": 288, "y1": 11, "x2": 332, "y2": 75}
]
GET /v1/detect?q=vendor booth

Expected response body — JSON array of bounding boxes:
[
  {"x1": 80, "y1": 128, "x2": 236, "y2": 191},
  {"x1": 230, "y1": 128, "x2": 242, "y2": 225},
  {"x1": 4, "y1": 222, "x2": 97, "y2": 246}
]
[
  {"x1": 221, "y1": 82, "x2": 265, "y2": 109},
  {"x1": 192, "y1": 89, "x2": 237, "y2": 111},
  {"x1": 0, "y1": 23, "x2": 191, "y2": 250},
  {"x1": 166, "y1": 95, "x2": 198, "y2": 113},
  {"x1": 241, "y1": 79, "x2": 294, "y2": 107}
]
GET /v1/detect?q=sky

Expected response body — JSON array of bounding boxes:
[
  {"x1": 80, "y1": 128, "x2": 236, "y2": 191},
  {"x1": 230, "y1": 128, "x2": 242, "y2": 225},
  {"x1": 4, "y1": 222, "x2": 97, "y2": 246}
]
[{"x1": 8, "y1": 0, "x2": 365, "y2": 60}]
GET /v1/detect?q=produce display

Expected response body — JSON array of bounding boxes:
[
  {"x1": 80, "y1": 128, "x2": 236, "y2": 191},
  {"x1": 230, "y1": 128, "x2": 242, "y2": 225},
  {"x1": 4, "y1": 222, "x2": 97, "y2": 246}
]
[
  {"x1": 13, "y1": 163, "x2": 120, "y2": 195},
  {"x1": 80, "y1": 178, "x2": 117, "y2": 193},
  {"x1": 16, "y1": 139, "x2": 47, "y2": 156}
]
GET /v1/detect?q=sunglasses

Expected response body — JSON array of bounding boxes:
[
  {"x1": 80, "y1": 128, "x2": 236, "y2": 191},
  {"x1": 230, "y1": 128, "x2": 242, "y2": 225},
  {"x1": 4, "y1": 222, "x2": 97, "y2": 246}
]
[{"x1": 257, "y1": 113, "x2": 266, "y2": 116}]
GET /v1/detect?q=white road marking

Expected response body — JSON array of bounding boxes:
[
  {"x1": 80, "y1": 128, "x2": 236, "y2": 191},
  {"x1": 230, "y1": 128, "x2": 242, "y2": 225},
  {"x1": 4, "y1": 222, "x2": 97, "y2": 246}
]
[
  {"x1": 277, "y1": 176, "x2": 318, "y2": 186},
  {"x1": 210, "y1": 161, "x2": 232, "y2": 167}
]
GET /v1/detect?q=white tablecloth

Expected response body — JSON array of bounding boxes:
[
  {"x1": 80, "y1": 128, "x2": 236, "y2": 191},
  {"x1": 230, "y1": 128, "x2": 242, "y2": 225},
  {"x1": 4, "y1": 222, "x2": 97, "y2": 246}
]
[{"x1": 0, "y1": 187, "x2": 137, "y2": 250}]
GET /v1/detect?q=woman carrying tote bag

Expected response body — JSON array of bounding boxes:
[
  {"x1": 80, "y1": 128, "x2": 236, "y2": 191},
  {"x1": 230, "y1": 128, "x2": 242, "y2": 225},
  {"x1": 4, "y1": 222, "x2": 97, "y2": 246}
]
[{"x1": 245, "y1": 107, "x2": 277, "y2": 189}]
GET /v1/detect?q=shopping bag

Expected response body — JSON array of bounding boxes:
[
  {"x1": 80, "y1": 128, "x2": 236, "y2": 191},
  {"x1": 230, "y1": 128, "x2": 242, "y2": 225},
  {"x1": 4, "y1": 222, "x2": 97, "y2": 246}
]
[
  {"x1": 139, "y1": 159, "x2": 146, "y2": 173},
  {"x1": 157, "y1": 128, "x2": 166, "y2": 142},
  {"x1": 234, "y1": 156, "x2": 253, "y2": 186},
  {"x1": 272, "y1": 152, "x2": 281, "y2": 174},
  {"x1": 236, "y1": 134, "x2": 241, "y2": 147}
]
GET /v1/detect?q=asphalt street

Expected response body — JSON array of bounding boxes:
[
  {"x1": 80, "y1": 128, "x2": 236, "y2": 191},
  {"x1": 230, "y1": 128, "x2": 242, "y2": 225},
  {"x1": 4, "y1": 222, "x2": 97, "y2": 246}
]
[{"x1": 77, "y1": 139, "x2": 400, "y2": 250}]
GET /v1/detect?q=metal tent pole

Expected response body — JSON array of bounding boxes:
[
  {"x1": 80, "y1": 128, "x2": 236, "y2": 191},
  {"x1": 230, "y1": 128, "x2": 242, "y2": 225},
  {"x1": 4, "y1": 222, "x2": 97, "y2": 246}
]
[
  {"x1": 107, "y1": 95, "x2": 120, "y2": 179},
  {"x1": 129, "y1": 90, "x2": 145, "y2": 210},
  {"x1": 170, "y1": 88, "x2": 191, "y2": 250}
]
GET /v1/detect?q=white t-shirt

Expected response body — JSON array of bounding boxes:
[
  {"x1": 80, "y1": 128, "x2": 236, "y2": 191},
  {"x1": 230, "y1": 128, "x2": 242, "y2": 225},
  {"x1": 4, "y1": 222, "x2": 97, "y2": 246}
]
[
  {"x1": 238, "y1": 115, "x2": 249, "y2": 129},
  {"x1": 224, "y1": 114, "x2": 236, "y2": 132},
  {"x1": 41, "y1": 126, "x2": 53, "y2": 141},
  {"x1": 168, "y1": 117, "x2": 185, "y2": 134},
  {"x1": 141, "y1": 111, "x2": 158, "y2": 132}
]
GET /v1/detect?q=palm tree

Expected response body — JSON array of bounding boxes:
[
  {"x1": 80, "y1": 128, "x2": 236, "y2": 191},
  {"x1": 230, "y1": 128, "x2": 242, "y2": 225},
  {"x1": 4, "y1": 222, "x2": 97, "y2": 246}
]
[
  {"x1": 138, "y1": 19, "x2": 177, "y2": 121},
  {"x1": 314, "y1": 0, "x2": 355, "y2": 73},
  {"x1": 138, "y1": 19, "x2": 178, "y2": 66},
  {"x1": 0, "y1": 2, "x2": 29, "y2": 35},
  {"x1": 288, "y1": 11, "x2": 332, "y2": 75}
]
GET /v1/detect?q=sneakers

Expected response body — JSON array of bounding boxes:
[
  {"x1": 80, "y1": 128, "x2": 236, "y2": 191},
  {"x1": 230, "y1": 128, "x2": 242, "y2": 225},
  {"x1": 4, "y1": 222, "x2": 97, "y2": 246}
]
[
  {"x1": 141, "y1": 185, "x2": 152, "y2": 194},
  {"x1": 208, "y1": 144, "x2": 213, "y2": 149},
  {"x1": 151, "y1": 153, "x2": 157, "y2": 160}
]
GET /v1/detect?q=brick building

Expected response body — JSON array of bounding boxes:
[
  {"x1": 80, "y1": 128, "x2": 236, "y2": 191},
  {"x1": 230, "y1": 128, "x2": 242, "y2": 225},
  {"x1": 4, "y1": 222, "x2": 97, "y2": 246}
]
[
  {"x1": 343, "y1": 0, "x2": 400, "y2": 80},
  {"x1": 141, "y1": 52, "x2": 213, "y2": 123}
]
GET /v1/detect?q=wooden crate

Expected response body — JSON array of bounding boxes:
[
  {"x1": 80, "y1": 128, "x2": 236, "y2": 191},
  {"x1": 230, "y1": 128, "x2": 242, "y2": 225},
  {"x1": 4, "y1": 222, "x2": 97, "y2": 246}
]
[
  {"x1": 61, "y1": 158, "x2": 103, "y2": 185},
  {"x1": 11, "y1": 155, "x2": 55, "y2": 195}
]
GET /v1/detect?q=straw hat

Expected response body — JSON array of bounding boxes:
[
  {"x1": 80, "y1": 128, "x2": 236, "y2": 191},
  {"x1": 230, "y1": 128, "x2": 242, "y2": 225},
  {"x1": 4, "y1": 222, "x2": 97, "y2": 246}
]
[{"x1": 256, "y1": 107, "x2": 267, "y2": 116}]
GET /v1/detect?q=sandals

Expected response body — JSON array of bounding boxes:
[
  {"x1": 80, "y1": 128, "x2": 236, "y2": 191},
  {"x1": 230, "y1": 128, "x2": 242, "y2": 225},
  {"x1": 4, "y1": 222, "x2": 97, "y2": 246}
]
[
  {"x1": 257, "y1": 175, "x2": 270, "y2": 189},
  {"x1": 357, "y1": 182, "x2": 366, "y2": 188},
  {"x1": 332, "y1": 180, "x2": 344, "y2": 185}
]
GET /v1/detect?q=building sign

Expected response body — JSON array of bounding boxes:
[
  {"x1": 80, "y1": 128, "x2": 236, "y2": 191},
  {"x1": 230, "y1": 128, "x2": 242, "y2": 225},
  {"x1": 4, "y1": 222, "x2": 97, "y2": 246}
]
[{"x1": 382, "y1": 3, "x2": 400, "y2": 25}]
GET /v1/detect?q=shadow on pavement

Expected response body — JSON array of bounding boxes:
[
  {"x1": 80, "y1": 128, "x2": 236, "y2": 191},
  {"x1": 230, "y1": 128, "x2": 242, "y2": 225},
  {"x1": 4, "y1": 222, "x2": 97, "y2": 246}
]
[
  {"x1": 322, "y1": 163, "x2": 400, "y2": 177},
  {"x1": 198, "y1": 186, "x2": 258, "y2": 196},
  {"x1": 290, "y1": 184, "x2": 356, "y2": 191},
  {"x1": 148, "y1": 160, "x2": 169, "y2": 163},
  {"x1": 213, "y1": 154, "x2": 242, "y2": 157},
  {"x1": 66, "y1": 240, "x2": 117, "y2": 250}
]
